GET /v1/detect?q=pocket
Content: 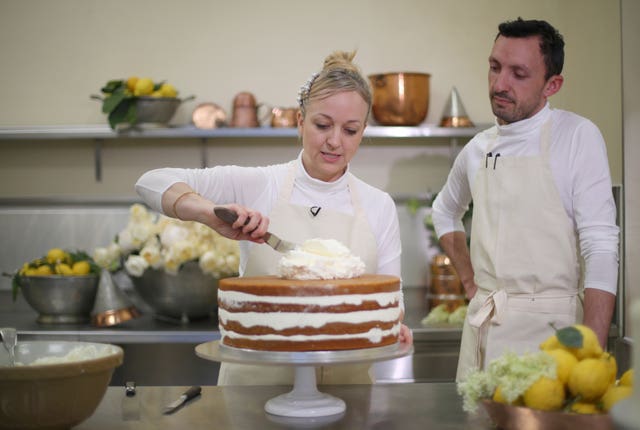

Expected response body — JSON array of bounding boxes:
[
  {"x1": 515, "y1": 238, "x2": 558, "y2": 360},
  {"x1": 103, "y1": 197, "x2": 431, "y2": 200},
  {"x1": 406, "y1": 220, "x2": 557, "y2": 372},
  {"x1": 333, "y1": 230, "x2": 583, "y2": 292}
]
[{"x1": 484, "y1": 304, "x2": 577, "y2": 365}]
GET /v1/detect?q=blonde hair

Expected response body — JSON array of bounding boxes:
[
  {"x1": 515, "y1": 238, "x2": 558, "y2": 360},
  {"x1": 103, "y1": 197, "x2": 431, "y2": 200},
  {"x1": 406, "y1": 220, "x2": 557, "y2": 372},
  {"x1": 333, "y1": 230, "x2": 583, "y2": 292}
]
[{"x1": 298, "y1": 50, "x2": 371, "y2": 121}]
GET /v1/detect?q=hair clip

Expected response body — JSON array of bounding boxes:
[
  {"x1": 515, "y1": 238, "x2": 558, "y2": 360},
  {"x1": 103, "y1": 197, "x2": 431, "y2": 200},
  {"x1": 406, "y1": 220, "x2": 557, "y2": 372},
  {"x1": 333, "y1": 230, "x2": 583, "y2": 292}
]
[{"x1": 297, "y1": 72, "x2": 320, "y2": 107}]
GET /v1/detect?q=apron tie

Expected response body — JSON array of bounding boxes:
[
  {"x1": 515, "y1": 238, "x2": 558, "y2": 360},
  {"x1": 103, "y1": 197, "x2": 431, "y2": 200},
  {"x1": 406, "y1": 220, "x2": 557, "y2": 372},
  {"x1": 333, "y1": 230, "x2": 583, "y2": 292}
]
[
  {"x1": 469, "y1": 289, "x2": 508, "y2": 328},
  {"x1": 468, "y1": 289, "x2": 508, "y2": 370}
]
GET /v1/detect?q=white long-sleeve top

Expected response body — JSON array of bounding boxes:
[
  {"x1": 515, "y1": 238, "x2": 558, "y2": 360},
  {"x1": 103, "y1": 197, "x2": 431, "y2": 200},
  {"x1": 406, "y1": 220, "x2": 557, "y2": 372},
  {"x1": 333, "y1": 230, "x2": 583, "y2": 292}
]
[
  {"x1": 135, "y1": 151, "x2": 402, "y2": 278},
  {"x1": 432, "y1": 104, "x2": 619, "y2": 294}
]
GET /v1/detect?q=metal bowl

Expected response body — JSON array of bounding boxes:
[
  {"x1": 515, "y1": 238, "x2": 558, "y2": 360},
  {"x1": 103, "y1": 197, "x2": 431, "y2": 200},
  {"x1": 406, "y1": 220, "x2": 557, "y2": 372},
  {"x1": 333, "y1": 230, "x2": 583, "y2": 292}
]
[
  {"x1": 17, "y1": 275, "x2": 99, "y2": 324},
  {"x1": 368, "y1": 72, "x2": 430, "y2": 126},
  {"x1": 482, "y1": 400, "x2": 613, "y2": 430},
  {"x1": 135, "y1": 96, "x2": 181, "y2": 124},
  {"x1": 0, "y1": 340, "x2": 123, "y2": 430},
  {"x1": 130, "y1": 261, "x2": 222, "y2": 322}
]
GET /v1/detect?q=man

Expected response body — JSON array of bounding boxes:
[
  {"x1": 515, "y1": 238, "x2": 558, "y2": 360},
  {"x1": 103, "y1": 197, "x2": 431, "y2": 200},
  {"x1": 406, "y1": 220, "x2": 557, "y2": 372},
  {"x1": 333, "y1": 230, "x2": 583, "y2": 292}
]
[{"x1": 431, "y1": 18, "x2": 619, "y2": 380}]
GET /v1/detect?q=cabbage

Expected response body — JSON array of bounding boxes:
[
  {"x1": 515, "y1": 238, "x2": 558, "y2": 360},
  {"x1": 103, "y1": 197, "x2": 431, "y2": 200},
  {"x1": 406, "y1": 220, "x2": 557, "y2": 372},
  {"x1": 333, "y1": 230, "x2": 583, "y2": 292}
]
[{"x1": 457, "y1": 351, "x2": 555, "y2": 413}]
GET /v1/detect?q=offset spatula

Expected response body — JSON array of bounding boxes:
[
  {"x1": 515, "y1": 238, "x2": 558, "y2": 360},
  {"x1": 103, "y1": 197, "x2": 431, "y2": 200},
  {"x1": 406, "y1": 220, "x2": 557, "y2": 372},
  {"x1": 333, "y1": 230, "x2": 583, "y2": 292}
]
[{"x1": 214, "y1": 207, "x2": 298, "y2": 253}]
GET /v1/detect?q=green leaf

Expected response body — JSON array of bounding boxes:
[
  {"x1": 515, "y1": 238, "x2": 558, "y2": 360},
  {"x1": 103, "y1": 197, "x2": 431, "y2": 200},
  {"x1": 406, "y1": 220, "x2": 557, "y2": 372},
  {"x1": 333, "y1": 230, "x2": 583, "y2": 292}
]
[
  {"x1": 101, "y1": 79, "x2": 125, "y2": 94},
  {"x1": 11, "y1": 273, "x2": 21, "y2": 302},
  {"x1": 102, "y1": 89, "x2": 128, "y2": 114},
  {"x1": 107, "y1": 98, "x2": 135, "y2": 129},
  {"x1": 556, "y1": 326, "x2": 583, "y2": 348}
]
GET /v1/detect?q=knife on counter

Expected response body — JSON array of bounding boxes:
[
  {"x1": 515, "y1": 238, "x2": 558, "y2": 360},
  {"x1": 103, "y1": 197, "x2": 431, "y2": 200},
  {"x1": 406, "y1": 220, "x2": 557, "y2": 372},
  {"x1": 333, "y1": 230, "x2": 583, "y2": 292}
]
[
  {"x1": 162, "y1": 386, "x2": 202, "y2": 415},
  {"x1": 214, "y1": 207, "x2": 298, "y2": 253}
]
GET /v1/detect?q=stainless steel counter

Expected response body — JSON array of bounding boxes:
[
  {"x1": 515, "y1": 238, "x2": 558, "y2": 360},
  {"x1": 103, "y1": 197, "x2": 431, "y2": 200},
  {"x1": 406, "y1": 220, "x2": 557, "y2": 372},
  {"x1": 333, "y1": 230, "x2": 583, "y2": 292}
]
[
  {"x1": 0, "y1": 288, "x2": 463, "y2": 386},
  {"x1": 78, "y1": 383, "x2": 493, "y2": 429}
]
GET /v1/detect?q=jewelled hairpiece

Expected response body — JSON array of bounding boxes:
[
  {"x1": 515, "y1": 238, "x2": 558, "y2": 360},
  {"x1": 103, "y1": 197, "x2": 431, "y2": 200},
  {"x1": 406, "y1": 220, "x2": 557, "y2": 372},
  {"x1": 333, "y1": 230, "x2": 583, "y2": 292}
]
[{"x1": 296, "y1": 72, "x2": 320, "y2": 108}]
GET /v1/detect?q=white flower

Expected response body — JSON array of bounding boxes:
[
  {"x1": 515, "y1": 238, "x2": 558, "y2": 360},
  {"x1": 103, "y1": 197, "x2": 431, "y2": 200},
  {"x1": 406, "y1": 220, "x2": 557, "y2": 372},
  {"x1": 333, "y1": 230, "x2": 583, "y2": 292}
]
[
  {"x1": 140, "y1": 242, "x2": 162, "y2": 269},
  {"x1": 93, "y1": 243, "x2": 122, "y2": 270},
  {"x1": 124, "y1": 254, "x2": 149, "y2": 277},
  {"x1": 160, "y1": 222, "x2": 190, "y2": 247},
  {"x1": 97, "y1": 204, "x2": 240, "y2": 278}
]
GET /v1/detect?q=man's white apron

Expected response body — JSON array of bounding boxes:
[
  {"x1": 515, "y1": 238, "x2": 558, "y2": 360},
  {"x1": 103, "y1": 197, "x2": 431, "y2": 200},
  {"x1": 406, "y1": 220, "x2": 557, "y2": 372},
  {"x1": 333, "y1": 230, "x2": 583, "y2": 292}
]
[
  {"x1": 218, "y1": 164, "x2": 379, "y2": 385},
  {"x1": 456, "y1": 120, "x2": 582, "y2": 380}
]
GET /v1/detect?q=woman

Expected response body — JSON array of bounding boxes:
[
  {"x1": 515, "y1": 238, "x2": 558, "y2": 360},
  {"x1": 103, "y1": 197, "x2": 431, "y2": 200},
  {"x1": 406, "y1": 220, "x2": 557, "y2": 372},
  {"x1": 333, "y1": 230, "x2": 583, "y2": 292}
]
[{"x1": 136, "y1": 50, "x2": 412, "y2": 385}]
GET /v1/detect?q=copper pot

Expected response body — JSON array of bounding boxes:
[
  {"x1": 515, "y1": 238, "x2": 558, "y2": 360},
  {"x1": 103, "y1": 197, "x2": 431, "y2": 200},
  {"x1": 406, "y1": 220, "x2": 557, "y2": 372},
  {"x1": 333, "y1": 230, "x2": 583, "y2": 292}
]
[
  {"x1": 368, "y1": 72, "x2": 430, "y2": 126},
  {"x1": 230, "y1": 92, "x2": 260, "y2": 127},
  {"x1": 270, "y1": 107, "x2": 299, "y2": 128}
]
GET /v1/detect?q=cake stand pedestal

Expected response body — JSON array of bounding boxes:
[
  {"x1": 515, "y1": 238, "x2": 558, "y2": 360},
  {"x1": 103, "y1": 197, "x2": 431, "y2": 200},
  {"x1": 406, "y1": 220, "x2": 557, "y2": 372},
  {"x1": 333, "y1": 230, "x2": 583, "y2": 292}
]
[{"x1": 195, "y1": 341, "x2": 413, "y2": 418}]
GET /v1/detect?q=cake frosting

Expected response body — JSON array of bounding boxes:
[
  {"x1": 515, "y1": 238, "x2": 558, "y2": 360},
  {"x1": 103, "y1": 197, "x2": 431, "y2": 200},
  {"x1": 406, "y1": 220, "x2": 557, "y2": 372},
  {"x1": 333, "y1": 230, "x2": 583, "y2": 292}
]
[{"x1": 277, "y1": 238, "x2": 365, "y2": 280}]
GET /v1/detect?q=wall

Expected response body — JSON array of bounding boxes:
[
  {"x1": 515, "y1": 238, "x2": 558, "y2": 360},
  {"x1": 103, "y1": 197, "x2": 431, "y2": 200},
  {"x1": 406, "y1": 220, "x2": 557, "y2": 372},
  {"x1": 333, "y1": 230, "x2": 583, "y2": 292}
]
[
  {"x1": 0, "y1": 0, "x2": 623, "y2": 199},
  {"x1": 622, "y1": 0, "x2": 640, "y2": 336}
]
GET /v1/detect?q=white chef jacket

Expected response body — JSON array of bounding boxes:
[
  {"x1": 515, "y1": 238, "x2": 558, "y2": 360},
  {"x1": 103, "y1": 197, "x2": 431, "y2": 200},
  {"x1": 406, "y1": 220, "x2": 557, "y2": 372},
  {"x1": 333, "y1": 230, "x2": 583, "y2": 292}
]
[
  {"x1": 432, "y1": 104, "x2": 619, "y2": 294},
  {"x1": 135, "y1": 151, "x2": 402, "y2": 278}
]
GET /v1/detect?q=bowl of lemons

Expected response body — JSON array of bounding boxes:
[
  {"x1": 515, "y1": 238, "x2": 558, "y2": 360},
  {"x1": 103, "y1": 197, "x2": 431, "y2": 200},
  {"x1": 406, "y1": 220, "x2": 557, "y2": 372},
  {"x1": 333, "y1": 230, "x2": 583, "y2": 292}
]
[
  {"x1": 13, "y1": 248, "x2": 101, "y2": 324},
  {"x1": 94, "y1": 76, "x2": 190, "y2": 130},
  {"x1": 459, "y1": 324, "x2": 634, "y2": 430}
]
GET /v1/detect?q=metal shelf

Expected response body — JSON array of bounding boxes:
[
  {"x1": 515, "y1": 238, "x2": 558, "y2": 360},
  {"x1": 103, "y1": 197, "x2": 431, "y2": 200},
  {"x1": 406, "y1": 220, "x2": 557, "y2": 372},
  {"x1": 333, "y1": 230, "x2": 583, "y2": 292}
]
[
  {"x1": 0, "y1": 123, "x2": 491, "y2": 181},
  {"x1": 0, "y1": 124, "x2": 490, "y2": 140}
]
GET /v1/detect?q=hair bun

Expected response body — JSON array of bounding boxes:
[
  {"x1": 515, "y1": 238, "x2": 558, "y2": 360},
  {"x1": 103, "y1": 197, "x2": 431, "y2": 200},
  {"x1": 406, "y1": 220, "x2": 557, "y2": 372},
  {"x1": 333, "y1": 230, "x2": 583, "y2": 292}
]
[{"x1": 323, "y1": 50, "x2": 358, "y2": 73}]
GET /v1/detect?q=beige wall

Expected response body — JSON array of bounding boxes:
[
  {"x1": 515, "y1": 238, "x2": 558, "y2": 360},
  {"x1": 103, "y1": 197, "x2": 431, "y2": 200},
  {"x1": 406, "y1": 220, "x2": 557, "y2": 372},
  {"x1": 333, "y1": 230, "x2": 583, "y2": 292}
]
[{"x1": 0, "y1": 0, "x2": 622, "y2": 198}]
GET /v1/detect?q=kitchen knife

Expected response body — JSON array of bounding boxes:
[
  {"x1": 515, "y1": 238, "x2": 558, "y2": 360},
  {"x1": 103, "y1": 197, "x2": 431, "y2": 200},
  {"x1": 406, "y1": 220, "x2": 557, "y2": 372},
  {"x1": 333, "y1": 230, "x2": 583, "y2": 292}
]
[
  {"x1": 162, "y1": 385, "x2": 201, "y2": 415},
  {"x1": 214, "y1": 207, "x2": 298, "y2": 253}
]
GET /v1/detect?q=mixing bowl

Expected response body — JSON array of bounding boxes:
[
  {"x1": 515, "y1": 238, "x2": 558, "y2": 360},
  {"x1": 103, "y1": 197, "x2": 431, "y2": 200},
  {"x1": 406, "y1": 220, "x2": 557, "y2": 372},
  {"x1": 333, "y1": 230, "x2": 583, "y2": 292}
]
[
  {"x1": 368, "y1": 72, "x2": 431, "y2": 126},
  {"x1": 130, "y1": 261, "x2": 222, "y2": 322},
  {"x1": 0, "y1": 340, "x2": 123, "y2": 430},
  {"x1": 135, "y1": 96, "x2": 181, "y2": 124},
  {"x1": 17, "y1": 275, "x2": 99, "y2": 324}
]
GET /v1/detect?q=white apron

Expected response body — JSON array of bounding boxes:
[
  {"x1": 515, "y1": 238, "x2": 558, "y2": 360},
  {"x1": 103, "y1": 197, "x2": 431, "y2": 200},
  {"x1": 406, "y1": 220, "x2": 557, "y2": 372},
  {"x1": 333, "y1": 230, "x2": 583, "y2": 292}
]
[
  {"x1": 456, "y1": 120, "x2": 583, "y2": 381},
  {"x1": 218, "y1": 164, "x2": 379, "y2": 385}
]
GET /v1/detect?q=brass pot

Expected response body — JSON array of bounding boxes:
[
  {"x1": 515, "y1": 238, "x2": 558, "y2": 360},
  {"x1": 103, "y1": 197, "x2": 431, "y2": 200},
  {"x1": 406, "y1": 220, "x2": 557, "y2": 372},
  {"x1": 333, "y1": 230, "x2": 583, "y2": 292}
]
[{"x1": 368, "y1": 72, "x2": 430, "y2": 126}]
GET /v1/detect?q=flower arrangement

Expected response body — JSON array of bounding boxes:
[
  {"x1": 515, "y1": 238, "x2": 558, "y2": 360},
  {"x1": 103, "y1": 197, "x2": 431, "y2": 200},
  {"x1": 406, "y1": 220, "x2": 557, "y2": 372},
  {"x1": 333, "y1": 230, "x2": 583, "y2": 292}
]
[{"x1": 93, "y1": 204, "x2": 239, "y2": 278}]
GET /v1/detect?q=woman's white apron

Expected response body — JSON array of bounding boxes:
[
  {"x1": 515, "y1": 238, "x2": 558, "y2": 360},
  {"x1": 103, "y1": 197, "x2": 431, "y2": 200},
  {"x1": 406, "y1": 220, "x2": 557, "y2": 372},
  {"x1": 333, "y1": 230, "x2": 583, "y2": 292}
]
[
  {"x1": 218, "y1": 164, "x2": 378, "y2": 385},
  {"x1": 456, "y1": 120, "x2": 582, "y2": 380}
]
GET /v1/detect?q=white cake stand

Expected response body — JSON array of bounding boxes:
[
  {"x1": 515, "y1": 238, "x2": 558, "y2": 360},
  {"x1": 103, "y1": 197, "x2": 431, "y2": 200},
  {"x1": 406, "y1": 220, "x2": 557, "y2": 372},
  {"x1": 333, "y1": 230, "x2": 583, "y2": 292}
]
[{"x1": 195, "y1": 340, "x2": 413, "y2": 418}]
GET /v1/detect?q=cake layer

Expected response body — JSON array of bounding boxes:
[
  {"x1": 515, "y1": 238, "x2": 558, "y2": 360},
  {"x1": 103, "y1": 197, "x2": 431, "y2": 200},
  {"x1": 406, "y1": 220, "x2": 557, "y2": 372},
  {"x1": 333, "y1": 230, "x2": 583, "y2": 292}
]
[
  {"x1": 222, "y1": 333, "x2": 399, "y2": 351},
  {"x1": 218, "y1": 274, "x2": 400, "y2": 296}
]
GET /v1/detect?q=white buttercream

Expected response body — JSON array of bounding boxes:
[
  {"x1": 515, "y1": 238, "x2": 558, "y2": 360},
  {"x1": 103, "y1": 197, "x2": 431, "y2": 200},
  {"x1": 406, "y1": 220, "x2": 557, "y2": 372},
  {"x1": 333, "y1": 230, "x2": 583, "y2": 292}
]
[
  {"x1": 277, "y1": 238, "x2": 365, "y2": 280},
  {"x1": 220, "y1": 323, "x2": 401, "y2": 344},
  {"x1": 218, "y1": 290, "x2": 401, "y2": 308},
  {"x1": 219, "y1": 307, "x2": 401, "y2": 330}
]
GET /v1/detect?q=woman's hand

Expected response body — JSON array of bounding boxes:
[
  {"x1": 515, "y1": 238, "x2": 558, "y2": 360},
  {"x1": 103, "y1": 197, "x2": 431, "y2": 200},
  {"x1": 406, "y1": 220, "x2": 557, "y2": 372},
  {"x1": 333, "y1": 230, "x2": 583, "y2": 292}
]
[
  {"x1": 399, "y1": 324, "x2": 413, "y2": 345},
  {"x1": 210, "y1": 203, "x2": 270, "y2": 244}
]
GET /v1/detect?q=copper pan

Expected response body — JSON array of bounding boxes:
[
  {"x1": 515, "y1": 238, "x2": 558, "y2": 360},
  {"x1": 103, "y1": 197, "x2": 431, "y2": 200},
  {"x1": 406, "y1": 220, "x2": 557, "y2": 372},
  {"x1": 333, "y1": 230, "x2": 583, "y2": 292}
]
[{"x1": 368, "y1": 72, "x2": 430, "y2": 126}]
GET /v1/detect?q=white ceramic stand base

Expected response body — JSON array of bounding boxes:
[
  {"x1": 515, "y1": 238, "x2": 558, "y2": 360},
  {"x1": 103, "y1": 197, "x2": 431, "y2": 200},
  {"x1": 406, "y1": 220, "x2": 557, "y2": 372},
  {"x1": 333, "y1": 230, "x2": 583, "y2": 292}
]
[
  {"x1": 264, "y1": 366, "x2": 345, "y2": 417},
  {"x1": 195, "y1": 340, "x2": 413, "y2": 418}
]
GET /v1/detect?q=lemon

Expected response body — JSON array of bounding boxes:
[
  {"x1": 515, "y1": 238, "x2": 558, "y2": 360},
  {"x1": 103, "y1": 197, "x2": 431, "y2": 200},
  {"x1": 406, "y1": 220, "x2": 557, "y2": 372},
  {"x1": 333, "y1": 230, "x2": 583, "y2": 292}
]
[
  {"x1": 126, "y1": 76, "x2": 139, "y2": 92},
  {"x1": 23, "y1": 268, "x2": 38, "y2": 276},
  {"x1": 544, "y1": 348, "x2": 578, "y2": 385},
  {"x1": 601, "y1": 352, "x2": 618, "y2": 385},
  {"x1": 601, "y1": 385, "x2": 633, "y2": 412},
  {"x1": 19, "y1": 262, "x2": 30, "y2": 275},
  {"x1": 492, "y1": 385, "x2": 523, "y2": 405},
  {"x1": 523, "y1": 377, "x2": 565, "y2": 411},
  {"x1": 568, "y1": 358, "x2": 611, "y2": 401},
  {"x1": 71, "y1": 261, "x2": 91, "y2": 275},
  {"x1": 569, "y1": 401, "x2": 601, "y2": 414},
  {"x1": 34, "y1": 265, "x2": 53, "y2": 276},
  {"x1": 150, "y1": 90, "x2": 164, "y2": 97},
  {"x1": 46, "y1": 248, "x2": 68, "y2": 264},
  {"x1": 565, "y1": 324, "x2": 603, "y2": 360},
  {"x1": 159, "y1": 82, "x2": 177, "y2": 98},
  {"x1": 134, "y1": 77, "x2": 154, "y2": 96},
  {"x1": 540, "y1": 334, "x2": 561, "y2": 351},
  {"x1": 55, "y1": 263, "x2": 73, "y2": 275},
  {"x1": 619, "y1": 369, "x2": 634, "y2": 387}
]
